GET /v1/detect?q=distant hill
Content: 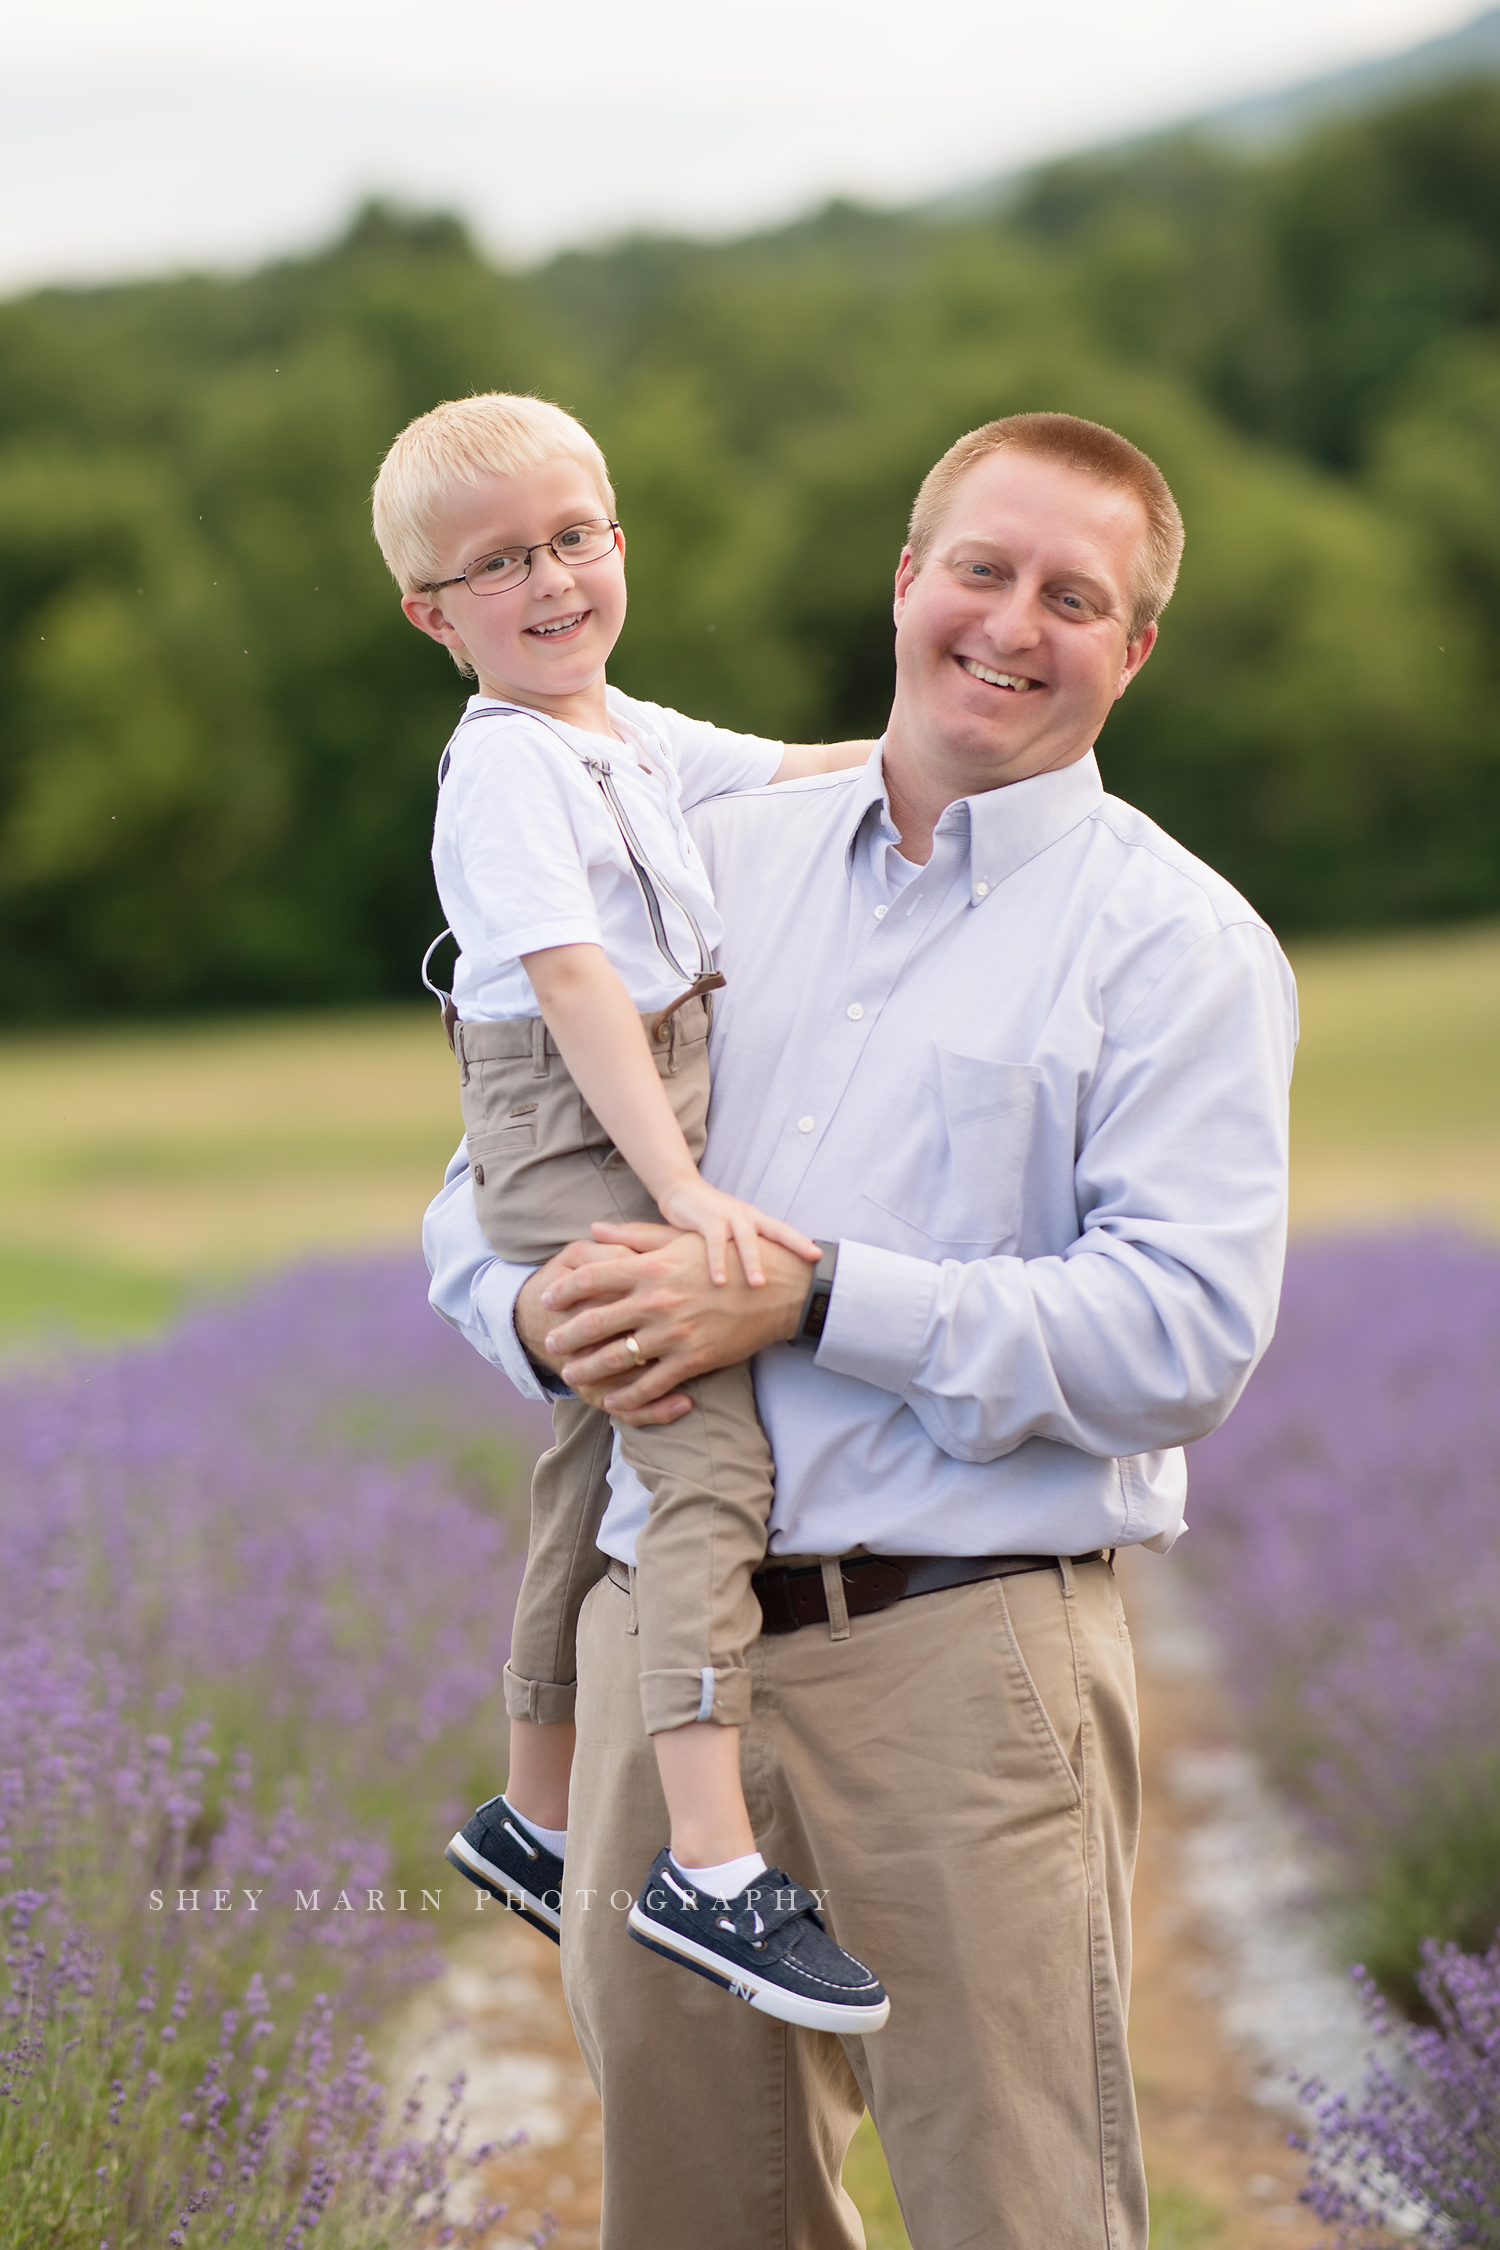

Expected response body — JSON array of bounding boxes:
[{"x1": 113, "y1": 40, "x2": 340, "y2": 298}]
[
  {"x1": 932, "y1": 4, "x2": 1500, "y2": 214},
  {"x1": 1201, "y1": 3, "x2": 1500, "y2": 145}
]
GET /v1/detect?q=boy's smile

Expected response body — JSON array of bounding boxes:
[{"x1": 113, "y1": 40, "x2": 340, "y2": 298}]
[{"x1": 402, "y1": 457, "x2": 627, "y2": 735}]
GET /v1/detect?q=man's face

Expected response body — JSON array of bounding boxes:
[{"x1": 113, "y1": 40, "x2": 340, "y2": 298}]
[
  {"x1": 401, "y1": 457, "x2": 626, "y2": 705},
  {"x1": 888, "y1": 450, "x2": 1157, "y2": 793}
]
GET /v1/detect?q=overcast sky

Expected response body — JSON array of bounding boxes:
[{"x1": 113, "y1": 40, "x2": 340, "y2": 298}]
[{"x1": 0, "y1": 0, "x2": 1481, "y2": 291}]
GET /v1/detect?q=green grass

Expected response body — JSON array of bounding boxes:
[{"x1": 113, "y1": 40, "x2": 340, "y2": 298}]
[
  {"x1": 1148, "y1": 2180, "x2": 1225, "y2": 2248},
  {"x1": 1350, "y1": 1781, "x2": 1500, "y2": 2016},
  {"x1": 0, "y1": 1243, "x2": 182, "y2": 1346},
  {"x1": 842, "y1": 2115, "x2": 912, "y2": 2249},
  {"x1": 1288, "y1": 920, "x2": 1500, "y2": 1235},
  {"x1": 0, "y1": 924, "x2": 1495, "y2": 1350},
  {"x1": 0, "y1": 1007, "x2": 460, "y2": 1347}
]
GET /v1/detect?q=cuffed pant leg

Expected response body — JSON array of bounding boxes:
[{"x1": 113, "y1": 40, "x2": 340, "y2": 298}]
[
  {"x1": 504, "y1": 1397, "x2": 616, "y2": 1724},
  {"x1": 619, "y1": 1360, "x2": 774, "y2": 1734},
  {"x1": 562, "y1": 1575, "x2": 866, "y2": 2250},
  {"x1": 747, "y1": 1556, "x2": 1146, "y2": 2250}
]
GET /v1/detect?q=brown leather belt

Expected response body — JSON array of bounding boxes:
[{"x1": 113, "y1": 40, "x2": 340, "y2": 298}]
[
  {"x1": 751, "y1": 1549, "x2": 1108, "y2": 1635},
  {"x1": 604, "y1": 1549, "x2": 1108, "y2": 1634}
]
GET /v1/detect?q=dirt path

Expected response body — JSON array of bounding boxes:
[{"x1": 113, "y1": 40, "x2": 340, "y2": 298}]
[
  {"x1": 393, "y1": 1563, "x2": 1338, "y2": 2249},
  {"x1": 1119, "y1": 1552, "x2": 1326, "y2": 2250}
]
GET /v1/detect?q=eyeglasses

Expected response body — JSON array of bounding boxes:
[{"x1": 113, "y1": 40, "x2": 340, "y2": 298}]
[{"x1": 423, "y1": 519, "x2": 621, "y2": 598}]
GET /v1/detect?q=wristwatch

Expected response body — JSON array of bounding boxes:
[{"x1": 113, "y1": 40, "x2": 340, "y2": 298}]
[{"x1": 792, "y1": 1241, "x2": 839, "y2": 1350}]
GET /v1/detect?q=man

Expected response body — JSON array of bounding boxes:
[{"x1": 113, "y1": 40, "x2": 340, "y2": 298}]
[{"x1": 425, "y1": 412, "x2": 1297, "y2": 2247}]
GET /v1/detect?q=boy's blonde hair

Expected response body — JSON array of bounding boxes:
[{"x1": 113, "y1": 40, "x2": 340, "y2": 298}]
[
  {"x1": 907, "y1": 412, "x2": 1184, "y2": 638},
  {"x1": 371, "y1": 393, "x2": 615, "y2": 595}
]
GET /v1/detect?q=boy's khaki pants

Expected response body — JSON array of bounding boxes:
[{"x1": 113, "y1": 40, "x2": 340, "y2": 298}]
[
  {"x1": 455, "y1": 997, "x2": 771, "y2": 1733},
  {"x1": 561, "y1": 1554, "x2": 1147, "y2": 2250}
]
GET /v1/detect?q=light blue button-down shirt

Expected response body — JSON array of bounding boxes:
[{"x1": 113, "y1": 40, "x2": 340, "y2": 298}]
[{"x1": 424, "y1": 743, "x2": 1297, "y2": 1563}]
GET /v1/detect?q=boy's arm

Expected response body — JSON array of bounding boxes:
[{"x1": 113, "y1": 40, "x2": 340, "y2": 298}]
[
  {"x1": 769, "y1": 740, "x2": 876, "y2": 783},
  {"x1": 522, "y1": 943, "x2": 816, "y2": 1286}
]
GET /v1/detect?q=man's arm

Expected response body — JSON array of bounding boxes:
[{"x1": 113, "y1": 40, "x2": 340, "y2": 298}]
[
  {"x1": 423, "y1": 1141, "x2": 708, "y2": 1425},
  {"x1": 769, "y1": 741, "x2": 875, "y2": 783},
  {"x1": 423, "y1": 1146, "x2": 645, "y2": 1401}
]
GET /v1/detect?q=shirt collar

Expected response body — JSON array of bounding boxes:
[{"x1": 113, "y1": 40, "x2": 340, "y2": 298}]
[{"x1": 845, "y1": 743, "x2": 1104, "y2": 903}]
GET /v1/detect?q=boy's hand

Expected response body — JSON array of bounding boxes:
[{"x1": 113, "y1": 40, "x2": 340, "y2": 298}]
[{"x1": 655, "y1": 1176, "x2": 820, "y2": 1289}]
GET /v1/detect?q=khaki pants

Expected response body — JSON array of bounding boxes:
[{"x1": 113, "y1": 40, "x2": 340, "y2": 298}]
[
  {"x1": 562, "y1": 1556, "x2": 1146, "y2": 2250},
  {"x1": 455, "y1": 997, "x2": 772, "y2": 1734}
]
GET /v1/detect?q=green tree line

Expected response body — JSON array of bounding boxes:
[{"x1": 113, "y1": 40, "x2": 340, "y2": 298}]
[{"x1": 1, "y1": 80, "x2": 1497, "y2": 1014}]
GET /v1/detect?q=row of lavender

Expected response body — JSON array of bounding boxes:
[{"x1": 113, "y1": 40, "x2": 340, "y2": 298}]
[
  {"x1": 0, "y1": 1260, "x2": 552, "y2": 2249},
  {"x1": 1184, "y1": 1232, "x2": 1500, "y2": 2245}
]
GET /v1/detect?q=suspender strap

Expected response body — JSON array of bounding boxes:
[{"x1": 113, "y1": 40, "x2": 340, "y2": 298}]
[{"x1": 421, "y1": 701, "x2": 722, "y2": 1026}]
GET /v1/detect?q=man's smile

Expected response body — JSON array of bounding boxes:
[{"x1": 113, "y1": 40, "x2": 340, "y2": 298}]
[
  {"x1": 525, "y1": 610, "x2": 590, "y2": 639},
  {"x1": 956, "y1": 656, "x2": 1039, "y2": 692}
]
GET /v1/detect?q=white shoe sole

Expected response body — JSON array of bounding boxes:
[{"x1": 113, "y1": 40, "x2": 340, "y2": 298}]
[
  {"x1": 627, "y1": 1906, "x2": 890, "y2": 2034},
  {"x1": 445, "y1": 1831, "x2": 562, "y2": 1938}
]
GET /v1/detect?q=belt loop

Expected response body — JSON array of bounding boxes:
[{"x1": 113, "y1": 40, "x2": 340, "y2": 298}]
[
  {"x1": 454, "y1": 1020, "x2": 470, "y2": 1087},
  {"x1": 1057, "y1": 1554, "x2": 1077, "y2": 1600},
  {"x1": 625, "y1": 1564, "x2": 638, "y2": 1637},
  {"x1": 531, "y1": 1016, "x2": 549, "y2": 1078},
  {"x1": 820, "y1": 1559, "x2": 851, "y2": 1642}
]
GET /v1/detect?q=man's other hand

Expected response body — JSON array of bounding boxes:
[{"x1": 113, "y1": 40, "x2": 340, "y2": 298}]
[{"x1": 518, "y1": 1222, "x2": 808, "y2": 1427}]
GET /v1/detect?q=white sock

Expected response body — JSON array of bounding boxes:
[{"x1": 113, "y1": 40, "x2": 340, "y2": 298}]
[
  {"x1": 670, "y1": 1848, "x2": 767, "y2": 1900},
  {"x1": 503, "y1": 1799, "x2": 567, "y2": 1859}
]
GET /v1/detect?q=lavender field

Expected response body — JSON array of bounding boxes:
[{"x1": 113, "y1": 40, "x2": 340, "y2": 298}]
[
  {"x1": 1, "y1": 1258, "x2": 551, "y2": 2247},
  {"x1": 1185, "y1": 1231, "x2": 1500, "y2": 2004},
  {"x1": 2, "y1": 934, "x2": 1499, "y2": 2247}
]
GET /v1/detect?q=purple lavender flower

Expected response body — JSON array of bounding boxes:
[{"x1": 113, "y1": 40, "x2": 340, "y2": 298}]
[
  {"x1": 0, "y1": 1255, "x2": 551, "y2": 2243},
  {"x1": 1297, "y1": 1935, "x2": 1500, "y2": 2245},
  {"x1": 1182, "y1": 1231, "x2": 1500, "y2": 1999}
]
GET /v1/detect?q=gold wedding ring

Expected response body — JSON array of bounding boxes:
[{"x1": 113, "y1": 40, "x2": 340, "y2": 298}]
[{"x1": 623, "y1": 1334, "x2": 646, "y2": 1367}]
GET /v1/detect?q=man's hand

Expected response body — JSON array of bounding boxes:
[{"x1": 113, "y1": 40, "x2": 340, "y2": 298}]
[
  {"x1": 522, "y1": 1222, "x2": 809, "y2": 1427},
  {"x1": 515, "y1": 1238, "x2": 625, "y2": 1380}
]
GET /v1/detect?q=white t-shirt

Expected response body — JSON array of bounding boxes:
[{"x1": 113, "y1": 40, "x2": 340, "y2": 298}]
[{"x1": 431, "y1": 688, "x2": 784, "y2": 1020}]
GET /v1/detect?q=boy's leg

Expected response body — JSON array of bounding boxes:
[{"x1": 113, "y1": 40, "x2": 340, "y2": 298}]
[
  {"x1": 503, "y1": 1397, "x2": 616, "y2": 1726},
  {"x1": 447, "y1": 1398, "x2": 615, "y2": 1927},
  {"x1": 617, "y1": 1360, "x2": 773, "y2": 1736},
  {"x1": 563, "y1": 1575, "x2": 867, "y2": 2250}
]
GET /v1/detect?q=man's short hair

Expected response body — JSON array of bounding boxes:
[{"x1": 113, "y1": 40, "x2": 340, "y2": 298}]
[
  {"x1": 372, "y1": 393, "x2": 615, "y2": 594},
  {"x1": 907, "y1": 412, "x2": 1184, "y2": 638}
]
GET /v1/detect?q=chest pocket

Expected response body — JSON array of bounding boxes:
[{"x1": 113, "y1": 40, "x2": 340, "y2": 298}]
[{"x1": 859, "y1": 1047, "x2": 1042, "y2": 1256}]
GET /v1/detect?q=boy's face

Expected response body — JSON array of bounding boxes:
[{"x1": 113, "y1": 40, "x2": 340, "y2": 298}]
[{"x1": 401, "y1": 457, "x2": 626, "y2": 707}]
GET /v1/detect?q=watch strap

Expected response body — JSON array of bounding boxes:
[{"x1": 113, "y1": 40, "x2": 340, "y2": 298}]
[{"x1": 792, "y1": 1240, "x2": 839, "y2": 1350}]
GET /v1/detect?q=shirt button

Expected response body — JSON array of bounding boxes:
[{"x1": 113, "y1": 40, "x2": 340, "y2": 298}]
[
  {"x1": 975, "y1": 880, "x2": 990, "y2": 898},
  {"x1": 798, "y1": 1116, "x2": 815, "y2": 1134},
  {"x1": 846, "y1": 1003, "x2": 864, "y2": 1021},
  {"x1": 874, "y1": 904, "x2": 888, "y2": 919}
]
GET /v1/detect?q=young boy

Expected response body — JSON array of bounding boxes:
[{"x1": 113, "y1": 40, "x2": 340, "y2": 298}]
[{"x1": 372, "y1": 394, "x2": 889, "y2": 2035}]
